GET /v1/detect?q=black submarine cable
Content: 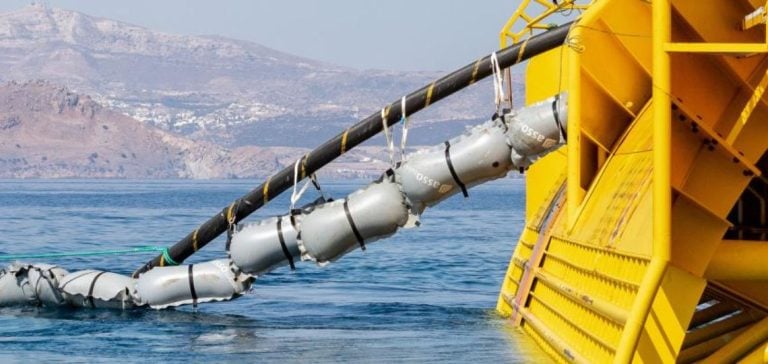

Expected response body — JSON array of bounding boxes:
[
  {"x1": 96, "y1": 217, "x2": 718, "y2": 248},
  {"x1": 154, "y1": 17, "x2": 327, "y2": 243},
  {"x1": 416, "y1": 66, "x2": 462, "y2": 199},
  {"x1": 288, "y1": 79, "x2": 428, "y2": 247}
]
[{"x1": 132, "y1": 22, "x2": 573, "y2": 278}]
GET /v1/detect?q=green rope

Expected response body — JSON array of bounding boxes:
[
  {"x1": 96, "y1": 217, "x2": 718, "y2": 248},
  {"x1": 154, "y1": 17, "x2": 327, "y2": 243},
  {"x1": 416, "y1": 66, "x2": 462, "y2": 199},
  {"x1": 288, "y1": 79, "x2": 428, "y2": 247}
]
[
  {"x1": 0, "y1": 246, "x2": 172, "y2": 261},
  {"x1": 161, "y1": 248, "x2": 179, "y2": 266}
]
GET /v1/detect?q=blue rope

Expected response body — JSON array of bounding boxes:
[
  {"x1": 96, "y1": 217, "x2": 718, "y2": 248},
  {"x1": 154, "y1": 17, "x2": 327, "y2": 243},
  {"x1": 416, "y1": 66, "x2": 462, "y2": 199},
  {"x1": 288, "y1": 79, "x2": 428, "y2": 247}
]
[{"x1": 0, "y1": 246, "x2": 171, "y2": 261}]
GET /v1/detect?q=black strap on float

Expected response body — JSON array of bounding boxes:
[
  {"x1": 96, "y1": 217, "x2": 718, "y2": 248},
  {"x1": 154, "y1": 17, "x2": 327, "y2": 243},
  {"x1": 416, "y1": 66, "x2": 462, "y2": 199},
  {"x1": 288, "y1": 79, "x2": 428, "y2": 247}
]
[
  {"x1": 343, "y1": 199, "x2": 366, "y2": 250},
  {"x1": 188, "y1": 264, "x2": 198, "y2": 308},
  {"x1": 552, "y1": 94, "x2": 567, "y2": 141},
  {"x1": 225, "y1": 228, "x2": 233, "y2": 252},
  {"x1": 29, "y1": 268, "x2": 46, "y2": 306},
  {"x1": 443, "y1": 141, "x2": 469, "y2": 197},
  {"x1": 36, "y1": 268, "x2": 59, "y2": 306},
  {"x1": 276, "y1": 217, "x2": 295, "y2": 270},
  {"x1": 87, "y1": 271, "x2": 106, "y2": 309},
  {"x1": 58, "y1": 270, "x2": 90, "y2": 291},
  {"x1": 310, "y1": 174, "x2": 330, "y2": 202}
]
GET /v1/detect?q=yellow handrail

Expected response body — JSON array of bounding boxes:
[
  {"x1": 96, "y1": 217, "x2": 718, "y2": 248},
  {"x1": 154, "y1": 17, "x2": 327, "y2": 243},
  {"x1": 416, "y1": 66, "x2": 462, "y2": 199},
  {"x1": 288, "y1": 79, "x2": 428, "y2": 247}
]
[
  {"x1": 500, "y1": 0, "x2": 593, "y2": 48},
  {"x1": 614, "y1": 1, "x2": 672, "y2": 362}
]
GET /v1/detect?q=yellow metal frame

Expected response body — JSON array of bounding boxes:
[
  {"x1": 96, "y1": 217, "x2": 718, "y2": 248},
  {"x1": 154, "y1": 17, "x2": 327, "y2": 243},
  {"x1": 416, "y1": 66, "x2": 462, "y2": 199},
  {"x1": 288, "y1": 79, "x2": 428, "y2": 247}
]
[
  {"x1": 499, "y1": 0, "x2": 768, "y2": 362},
  {"x1": 500, "y1": 0, "x2": 593, "y2": 47},
  {"x1": 499, "y1": 0, "x2": 593, "y2": 108},
  {"x1": 613, "y1": 1, "x2": 672, "y2": 362},
  {"x1": 616, "y1": 1, "x2": 768, "y2": 360}
]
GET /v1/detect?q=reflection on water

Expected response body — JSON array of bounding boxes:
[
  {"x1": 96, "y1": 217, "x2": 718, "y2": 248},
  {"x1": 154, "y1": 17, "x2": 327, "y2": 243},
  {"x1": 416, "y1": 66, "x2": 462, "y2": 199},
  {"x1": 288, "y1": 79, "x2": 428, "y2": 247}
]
[{"x1": 0, "y1": 179, "x2": 550, "y2": 362}]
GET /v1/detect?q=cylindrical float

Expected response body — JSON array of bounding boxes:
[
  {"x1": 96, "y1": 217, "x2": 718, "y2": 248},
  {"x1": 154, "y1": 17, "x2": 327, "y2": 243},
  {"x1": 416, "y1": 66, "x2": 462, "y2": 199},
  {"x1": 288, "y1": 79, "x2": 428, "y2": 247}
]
[
  {"x1": 504, "y1": 93, "x2": 568, "y2": 168},
  {"x1": 298, "y1": 173, "x2": 409, "y2": 264},
  {"x1": 229, "y1": 214, "x2": 301, "y2": 276},
  {"x1": 0, "y1": 263, "x2": 68, "y2": 307},
  {"x1": 58, "y1": 270, "x2": 136, "y2": 309},
  {"x1": 133, "y1": 259, "x2": 252, "y2": 309},
  {"x1": 395, "y1": 118, "x2": 514, "y2": 214}
]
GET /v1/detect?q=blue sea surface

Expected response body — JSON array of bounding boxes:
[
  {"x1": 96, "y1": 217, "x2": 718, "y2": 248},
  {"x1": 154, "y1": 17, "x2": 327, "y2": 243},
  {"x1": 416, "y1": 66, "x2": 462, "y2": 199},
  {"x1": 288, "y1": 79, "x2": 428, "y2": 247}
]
[{"x1": 0, "y1": 179, "x2": 547, "y2": 363}]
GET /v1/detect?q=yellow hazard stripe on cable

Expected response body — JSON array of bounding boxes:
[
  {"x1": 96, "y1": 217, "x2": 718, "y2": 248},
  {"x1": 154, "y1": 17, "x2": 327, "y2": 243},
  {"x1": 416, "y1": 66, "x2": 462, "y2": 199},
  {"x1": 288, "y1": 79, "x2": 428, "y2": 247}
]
[
  {"x1": 425, "y1": 82, "x2": 435, "y2": 107},
  {"x1": 226, "y1": 202, "x2": 236, "y2": 222},
  {"x1": 263, "y1": 176, "x2": 271, "y2": 202},
  {"x1": 340, "y1": 129, "x2": 350, "y2": 154},
  {"x1": 192, "y1": 228, "x2": 200, "y2": 252},
  {"x1": 470, "y1": 59, "x2": 481, "y2": 85},
  {"x1": 516, "y1": 37, "x2": 530, "y2": 64}
]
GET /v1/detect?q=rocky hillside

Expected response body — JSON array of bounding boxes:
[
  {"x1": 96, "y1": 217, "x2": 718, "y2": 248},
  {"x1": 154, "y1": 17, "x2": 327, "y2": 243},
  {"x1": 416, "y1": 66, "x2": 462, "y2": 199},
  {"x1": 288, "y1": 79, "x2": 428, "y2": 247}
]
[
  {"x1": 0, "y1": 5, "x2": 523, "y2": 149},
  {"x1": 0, "y1": 5, "x2": 527, "y2": 179},
  {"x1": 0, "y1": 81, "x2": 389, "y2": 178}
]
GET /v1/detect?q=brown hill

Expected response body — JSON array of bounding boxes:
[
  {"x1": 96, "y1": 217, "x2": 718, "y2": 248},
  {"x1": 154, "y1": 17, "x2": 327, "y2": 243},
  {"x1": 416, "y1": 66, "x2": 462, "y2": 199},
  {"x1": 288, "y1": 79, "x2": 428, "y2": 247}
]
[
  {"x1": 0, "y1": 5, "x2": 518, "y2": 149},
  {"x1": 0, "y1": 81, "x2": 388, "y2": 178}
]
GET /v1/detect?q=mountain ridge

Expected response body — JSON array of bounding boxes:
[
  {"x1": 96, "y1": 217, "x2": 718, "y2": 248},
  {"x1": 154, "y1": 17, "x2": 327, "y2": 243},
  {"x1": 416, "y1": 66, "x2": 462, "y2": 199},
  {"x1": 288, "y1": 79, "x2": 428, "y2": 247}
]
[{"x1": 0, "y1": 5, "x2": 524, "y2": 179}]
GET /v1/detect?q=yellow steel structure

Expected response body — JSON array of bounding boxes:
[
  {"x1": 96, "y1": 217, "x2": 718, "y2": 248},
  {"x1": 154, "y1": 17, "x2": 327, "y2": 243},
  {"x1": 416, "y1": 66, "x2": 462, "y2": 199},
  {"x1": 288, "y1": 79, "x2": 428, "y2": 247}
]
[{"x1": 496, "y1": 0, "x2": 768, "y2": 362}]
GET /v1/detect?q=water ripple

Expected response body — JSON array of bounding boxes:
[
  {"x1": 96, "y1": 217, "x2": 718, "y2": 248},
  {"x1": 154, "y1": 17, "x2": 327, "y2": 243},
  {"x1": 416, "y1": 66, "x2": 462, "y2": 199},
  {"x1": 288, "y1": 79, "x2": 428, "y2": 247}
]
[{"x1": 0, "y1": 179, "x2": 549, "y2": 362}]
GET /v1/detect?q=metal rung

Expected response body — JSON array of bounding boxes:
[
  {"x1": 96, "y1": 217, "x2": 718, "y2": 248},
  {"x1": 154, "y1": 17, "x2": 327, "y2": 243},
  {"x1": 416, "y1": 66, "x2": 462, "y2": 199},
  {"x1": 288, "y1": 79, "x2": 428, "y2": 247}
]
[
  {"x1": 536, "y1": 269, "x2": 629, "y2": 325},
  {"x1": 528, "y1": 290, "x2": 617, "y2": 352},
  {"x1": 543, "y1": 250, "x2": 641, "y2": 289},
  {"x1": 517, "y1": 307, "x2": 589, "y2": 364}
]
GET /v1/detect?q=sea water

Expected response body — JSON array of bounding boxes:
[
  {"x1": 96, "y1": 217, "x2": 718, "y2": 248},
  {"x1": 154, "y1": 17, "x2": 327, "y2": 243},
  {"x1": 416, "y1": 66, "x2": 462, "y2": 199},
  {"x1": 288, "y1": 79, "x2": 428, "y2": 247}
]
[{"x1": 0, "y1": 179, "x2": 548, "y2": 363}]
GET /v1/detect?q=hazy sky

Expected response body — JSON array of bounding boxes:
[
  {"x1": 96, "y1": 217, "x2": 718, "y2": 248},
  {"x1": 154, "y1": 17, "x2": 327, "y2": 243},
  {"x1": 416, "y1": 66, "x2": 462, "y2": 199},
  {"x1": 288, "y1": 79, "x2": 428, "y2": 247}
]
[{"x1": 0, "y1": 0, "x2": 524, "y2": 72}]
